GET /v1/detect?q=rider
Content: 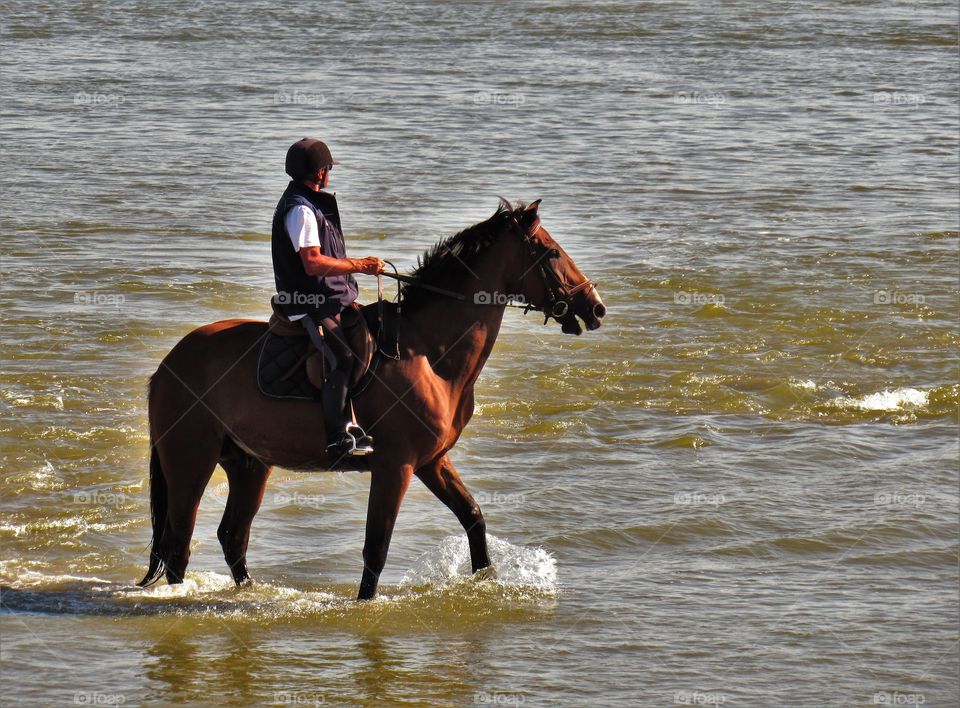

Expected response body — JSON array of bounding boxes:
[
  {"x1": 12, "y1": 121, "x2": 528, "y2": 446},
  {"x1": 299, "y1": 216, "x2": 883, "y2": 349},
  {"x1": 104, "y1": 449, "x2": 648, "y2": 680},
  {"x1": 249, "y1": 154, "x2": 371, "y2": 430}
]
[{"x1": 271, "y1": 137, "x2": 385, "y2": 458}]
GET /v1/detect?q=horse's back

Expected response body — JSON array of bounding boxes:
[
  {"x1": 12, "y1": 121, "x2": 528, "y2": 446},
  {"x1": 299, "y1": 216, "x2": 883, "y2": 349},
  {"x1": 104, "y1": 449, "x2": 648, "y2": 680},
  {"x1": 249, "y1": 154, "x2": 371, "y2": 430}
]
[
  {"x1": 151, "y1": 319, "x2": 268, "y2": 397},
  {"x1": 188, "y1": 318, "x2": 267, "y2": 339}
]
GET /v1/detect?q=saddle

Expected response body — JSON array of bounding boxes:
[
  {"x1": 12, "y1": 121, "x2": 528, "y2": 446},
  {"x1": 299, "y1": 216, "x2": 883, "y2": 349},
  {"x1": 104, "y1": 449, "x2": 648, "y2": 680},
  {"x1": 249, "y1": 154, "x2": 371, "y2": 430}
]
[{"x1": 257, "y1": 301, "x2": 391, "y2": 401}]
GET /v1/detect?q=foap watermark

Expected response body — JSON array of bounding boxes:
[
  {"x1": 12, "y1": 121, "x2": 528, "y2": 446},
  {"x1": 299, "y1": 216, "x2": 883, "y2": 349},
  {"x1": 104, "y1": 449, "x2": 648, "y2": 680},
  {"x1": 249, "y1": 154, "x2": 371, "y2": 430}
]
[
  {"x1": 273, "y1": 691, "x2": 326, "y2": 706},
  {"x1": 273, "y1": 90, "x2": 327, "y2": 107},
  {"x1": 474, "y1": 291, "x2": 526, "y2": 306},
  {"x1": 474, "y1": 91, "x2": 526, "y2": 107},
  {"x1": 674, "y1": 291, "x2": 724, "y2": 306},
  {"x1": 73, "y1": 692, "x2": 126, "y2": 706},
  {"x1": 73, "y1": 91, "x2": 125, "y2": 107},
  {"x1": 74, "y1": 490, "x2": 127, "y2": 508},
  {"x1": 474, "y1": 692, "x2": 526, "y2": 706},
  {"x1": 674, "y1": 491, "x2": 726, "y2": 508},
  {"x1": 674, "y1": 91, "x2": 726, "y2": 108},
  {"x1": 475, "y1": 491, "x2": 525, "y2": 508},
  {"x1": 874, "y1": 492, "x2": 925, "y2": 509},
  {"x1": 74, "y1": 291, "x2": 126, "y2": 308},
  {"x1": 873, "y1": 290, "x2": 925, "y2": 306},
  {"x1": 873, "y1": 92, "x2": 926, "y2": 108},
  {"x1": 273, "y1": 492, "x2": 325, "y2": 510},
  {"x1": 674, "y1": 690, "x2": 726, "y2": 706},
  {"x1": 872, "y1": 691, "x2": 926, "y2": 705},
  {"x1": 275, "y1": 291, "x2": 326, "y2": 307}
]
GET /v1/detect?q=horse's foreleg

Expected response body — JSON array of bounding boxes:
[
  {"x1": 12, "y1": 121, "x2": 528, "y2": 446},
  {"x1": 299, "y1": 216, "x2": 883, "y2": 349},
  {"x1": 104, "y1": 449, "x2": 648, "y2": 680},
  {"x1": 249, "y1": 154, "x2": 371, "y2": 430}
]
[
  {"x1": 218, "y1": 439, "x2": 272, "y2": 585},
  {"x1": 415, "y1": 454, "x2": 491, "y2": 573},
  {"x1": 357, "y1": 465, "x2": 414, "y2": 600}
]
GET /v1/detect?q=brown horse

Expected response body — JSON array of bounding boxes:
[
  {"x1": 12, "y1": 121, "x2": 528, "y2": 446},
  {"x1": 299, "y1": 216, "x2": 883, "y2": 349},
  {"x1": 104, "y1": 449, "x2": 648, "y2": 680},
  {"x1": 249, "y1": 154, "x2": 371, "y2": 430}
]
[{"x1": 138, "y1": 199, "x2": 605, "y2": 600}]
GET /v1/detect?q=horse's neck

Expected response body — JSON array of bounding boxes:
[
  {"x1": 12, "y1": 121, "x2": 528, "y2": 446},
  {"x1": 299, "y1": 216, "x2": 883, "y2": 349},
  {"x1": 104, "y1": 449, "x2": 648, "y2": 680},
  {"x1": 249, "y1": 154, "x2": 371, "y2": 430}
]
[
  {"x1": 404, "y1": 253, "x2": 509, "y2": 391},
  {"x1": 406, "y1": 296, "x2": 506, "y2": 390}
]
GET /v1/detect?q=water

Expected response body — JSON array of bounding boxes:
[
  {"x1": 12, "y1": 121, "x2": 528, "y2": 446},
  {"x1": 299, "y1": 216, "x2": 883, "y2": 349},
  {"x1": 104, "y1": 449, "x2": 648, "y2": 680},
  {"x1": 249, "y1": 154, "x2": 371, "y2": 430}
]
[{"x1": 2, "y1": 1, "x2": 958, "y2": 705}]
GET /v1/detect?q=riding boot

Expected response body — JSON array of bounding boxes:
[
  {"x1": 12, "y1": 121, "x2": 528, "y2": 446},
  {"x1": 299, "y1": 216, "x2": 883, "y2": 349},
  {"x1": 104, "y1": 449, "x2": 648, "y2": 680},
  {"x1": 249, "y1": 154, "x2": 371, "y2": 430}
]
[
  {"x1": 322, "y1": 370, "x2": 373, "y2": 456},
  {"x1": 321, "y1": 368, "x2": 350, "y2": 439}
]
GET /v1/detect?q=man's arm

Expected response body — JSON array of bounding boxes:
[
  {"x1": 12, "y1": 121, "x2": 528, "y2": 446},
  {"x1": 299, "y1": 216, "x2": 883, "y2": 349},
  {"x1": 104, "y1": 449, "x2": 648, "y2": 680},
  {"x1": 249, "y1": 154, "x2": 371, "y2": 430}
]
[
  {"x1": 285, "y1": 205, "x2": 384, "y2": 276},
  {"x1": 299, "y1": 248, "x2": 383, "y2": 276}
]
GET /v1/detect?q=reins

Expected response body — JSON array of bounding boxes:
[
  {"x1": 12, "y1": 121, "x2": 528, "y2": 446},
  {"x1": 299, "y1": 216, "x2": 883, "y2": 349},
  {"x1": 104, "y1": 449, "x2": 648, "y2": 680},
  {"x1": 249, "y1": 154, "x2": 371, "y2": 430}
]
[{"x1": 378, "y1": 270, "x2": 530, "y2": 309}]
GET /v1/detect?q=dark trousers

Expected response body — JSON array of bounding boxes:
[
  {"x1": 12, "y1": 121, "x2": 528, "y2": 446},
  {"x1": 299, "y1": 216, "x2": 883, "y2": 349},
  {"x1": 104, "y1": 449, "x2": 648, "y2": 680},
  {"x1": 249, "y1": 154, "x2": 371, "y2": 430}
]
[{"x1": 301, "y1": 313, "x2": 355, "y2": 436}]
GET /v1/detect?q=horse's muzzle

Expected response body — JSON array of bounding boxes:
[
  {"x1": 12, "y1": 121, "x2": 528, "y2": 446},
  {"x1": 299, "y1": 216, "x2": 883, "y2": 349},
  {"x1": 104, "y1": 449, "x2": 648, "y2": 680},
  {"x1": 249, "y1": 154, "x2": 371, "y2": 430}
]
[
  {"x1": 562, "y1": 287, "x2": 605, "y2": 335},
  {"x1": 581, "y1": 288, "x2": 605, "y2": 331}
]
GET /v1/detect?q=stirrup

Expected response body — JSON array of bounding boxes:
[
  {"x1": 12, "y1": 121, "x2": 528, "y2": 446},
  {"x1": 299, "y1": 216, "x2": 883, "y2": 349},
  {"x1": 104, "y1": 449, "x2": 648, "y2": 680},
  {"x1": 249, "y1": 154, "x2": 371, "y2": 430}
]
[
  {"x1": 329, "y1": 424, "x2": 373, "y2": 457},
  {"x1": 346, "y1": 423, "x2": 374, "y2": 455}
]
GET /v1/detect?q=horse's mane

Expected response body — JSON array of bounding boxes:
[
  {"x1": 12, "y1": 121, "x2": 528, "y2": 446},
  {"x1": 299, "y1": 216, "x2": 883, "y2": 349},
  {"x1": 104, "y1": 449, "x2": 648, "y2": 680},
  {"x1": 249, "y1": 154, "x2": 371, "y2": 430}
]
[{"x1": 399, "y1": 201, "x2": 524, "y2": 309}]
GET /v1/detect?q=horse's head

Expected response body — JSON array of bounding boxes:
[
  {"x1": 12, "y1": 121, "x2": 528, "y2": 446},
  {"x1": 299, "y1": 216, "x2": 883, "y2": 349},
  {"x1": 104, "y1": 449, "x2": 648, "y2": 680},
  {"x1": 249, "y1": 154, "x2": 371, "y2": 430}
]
[{"x1": 502, "y1": 198, "x2": 606, "y2": 335}]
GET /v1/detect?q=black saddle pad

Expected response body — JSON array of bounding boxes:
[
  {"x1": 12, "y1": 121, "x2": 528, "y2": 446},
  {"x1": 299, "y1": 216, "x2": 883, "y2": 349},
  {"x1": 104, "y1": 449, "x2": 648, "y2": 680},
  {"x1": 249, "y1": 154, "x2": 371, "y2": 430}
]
[{"x1": 257, "y1": 332, "x2": 321, "y2": 401}]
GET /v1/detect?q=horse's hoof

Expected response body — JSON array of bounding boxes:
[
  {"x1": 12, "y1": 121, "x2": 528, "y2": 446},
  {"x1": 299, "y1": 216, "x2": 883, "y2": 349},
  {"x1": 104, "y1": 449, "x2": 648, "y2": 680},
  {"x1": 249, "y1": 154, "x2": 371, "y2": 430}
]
[
  {"x1": 473, "y1": 565, "x2": 498, "y2": 581},
  {"x1": 235, "y1": 576, "x2": 253, "y2": 588}
]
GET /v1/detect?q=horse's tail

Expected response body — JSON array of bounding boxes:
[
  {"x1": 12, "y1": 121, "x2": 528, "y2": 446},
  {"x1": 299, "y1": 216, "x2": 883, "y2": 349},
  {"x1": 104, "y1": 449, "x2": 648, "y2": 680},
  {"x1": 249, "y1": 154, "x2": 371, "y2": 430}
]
[{"x1": 137, "y1": 441, "x2": 168, "y2": 587}]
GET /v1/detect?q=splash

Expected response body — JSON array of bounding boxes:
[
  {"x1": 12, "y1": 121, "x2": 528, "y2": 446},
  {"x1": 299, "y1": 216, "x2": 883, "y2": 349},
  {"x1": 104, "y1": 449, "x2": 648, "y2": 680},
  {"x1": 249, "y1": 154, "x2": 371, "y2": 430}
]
[
  {"x1": 132, "y1": 570, "x2": 237, "y2": 598},
  {"x1": 0, "y1": 538, "x2": 558, "y2": 619},
  {"x1": 399, "y1": 534, "x2": 558, "y2": 593}
]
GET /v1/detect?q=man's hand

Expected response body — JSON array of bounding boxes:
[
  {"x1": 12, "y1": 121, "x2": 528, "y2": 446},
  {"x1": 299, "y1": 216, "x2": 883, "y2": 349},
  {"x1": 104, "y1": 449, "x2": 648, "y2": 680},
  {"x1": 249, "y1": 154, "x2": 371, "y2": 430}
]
[{"x1": 354, "y1": 256, "x2": 386, "y2": 275}]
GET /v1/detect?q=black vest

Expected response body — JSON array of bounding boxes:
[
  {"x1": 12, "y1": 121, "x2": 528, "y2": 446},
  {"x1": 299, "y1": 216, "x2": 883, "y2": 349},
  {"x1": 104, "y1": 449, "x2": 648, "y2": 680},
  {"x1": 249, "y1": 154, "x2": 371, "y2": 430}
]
[{"x1": 271, "y1": 182, "x2": 359, "y2": 319}]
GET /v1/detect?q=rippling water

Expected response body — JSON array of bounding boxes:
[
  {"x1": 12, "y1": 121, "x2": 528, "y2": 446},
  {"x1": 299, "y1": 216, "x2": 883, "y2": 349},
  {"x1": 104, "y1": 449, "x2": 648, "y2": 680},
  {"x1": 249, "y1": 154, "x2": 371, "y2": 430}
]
[{"x1": 2, "y1": 1, "x2": 958, "y2": 706}]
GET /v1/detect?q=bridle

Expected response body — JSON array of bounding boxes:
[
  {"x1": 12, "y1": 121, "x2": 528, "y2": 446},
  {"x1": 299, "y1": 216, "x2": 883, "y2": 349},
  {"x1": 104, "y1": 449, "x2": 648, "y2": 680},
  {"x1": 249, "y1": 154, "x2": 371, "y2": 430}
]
[
  {"x1": 378, "y1": 208, "x2": 595, "y2": 325},
  {"x1": 511, "y1": 213, "x2": 596, "y2": 323}
]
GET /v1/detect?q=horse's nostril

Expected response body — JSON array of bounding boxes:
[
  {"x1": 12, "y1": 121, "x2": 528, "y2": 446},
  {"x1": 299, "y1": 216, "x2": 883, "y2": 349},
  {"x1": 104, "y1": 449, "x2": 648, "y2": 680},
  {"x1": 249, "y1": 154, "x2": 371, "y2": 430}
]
[{"x1": 593, "y1": 303, "x2": 606, "y2": 320}]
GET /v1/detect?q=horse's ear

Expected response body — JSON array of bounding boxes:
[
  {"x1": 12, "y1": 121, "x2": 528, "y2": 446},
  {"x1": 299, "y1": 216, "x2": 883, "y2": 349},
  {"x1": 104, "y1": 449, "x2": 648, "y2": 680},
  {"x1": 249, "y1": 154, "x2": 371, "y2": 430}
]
[
  {"x1": 520, "y1": 199, "x2": 542, "y2": 231},
  {"x1": 497, "y1": 196, "x2": 513, "y2": 213}
]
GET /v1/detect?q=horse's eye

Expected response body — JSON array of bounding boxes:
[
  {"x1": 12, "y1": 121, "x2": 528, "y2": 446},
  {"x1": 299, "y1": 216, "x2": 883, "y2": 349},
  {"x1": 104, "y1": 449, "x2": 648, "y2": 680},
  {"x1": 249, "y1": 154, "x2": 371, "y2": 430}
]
[{"x1": 549, "y1": 249, "x2": 561, "y2": 258}]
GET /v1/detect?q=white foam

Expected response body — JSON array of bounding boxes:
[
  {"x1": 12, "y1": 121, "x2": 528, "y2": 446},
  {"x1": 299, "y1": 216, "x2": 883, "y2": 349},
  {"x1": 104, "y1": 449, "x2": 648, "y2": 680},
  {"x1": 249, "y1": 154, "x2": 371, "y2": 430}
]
[
  {"x1": 134, "y1": 570, "x2": 236, "y2": 597},
  {"x1": 838, "y1": 387, "x2": 929, "y2": 411},
  {"x1": 122, "y1": 571, "x2": 341, "y2": 616},
  {"x1": 400, "y1": 534, "x2": 558, "y2": 592}
]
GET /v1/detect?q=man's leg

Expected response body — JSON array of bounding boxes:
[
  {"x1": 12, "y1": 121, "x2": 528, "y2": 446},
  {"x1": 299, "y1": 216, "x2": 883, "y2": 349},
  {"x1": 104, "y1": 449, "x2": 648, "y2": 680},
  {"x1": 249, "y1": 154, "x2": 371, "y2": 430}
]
[
  {"x1": 302, "y1": 314, "x2": 371, "y2": 456},
  {"x1": 318, "y1": 313, "x2": 352, "y2": 433}
]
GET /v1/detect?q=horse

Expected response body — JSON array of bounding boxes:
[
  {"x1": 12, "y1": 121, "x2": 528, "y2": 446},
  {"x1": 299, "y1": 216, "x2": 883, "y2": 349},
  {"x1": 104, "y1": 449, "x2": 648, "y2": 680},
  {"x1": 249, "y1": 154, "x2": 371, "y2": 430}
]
[{"x1": 138, "y1": 198, "x2": 605, "y2": 600}]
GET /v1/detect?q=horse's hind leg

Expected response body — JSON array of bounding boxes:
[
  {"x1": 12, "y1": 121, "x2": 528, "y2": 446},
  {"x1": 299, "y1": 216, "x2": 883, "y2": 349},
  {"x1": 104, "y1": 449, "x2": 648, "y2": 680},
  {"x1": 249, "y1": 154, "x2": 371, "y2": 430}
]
[
  {"x1": 155, "y1": 426, "x2": 221, "y2": 584},
  {"x1": 415, "y1": 454, "x2": 491, "y2": 573},
  {"x1": 217, "y1": 438, "x2": 272, "y2": 585}
]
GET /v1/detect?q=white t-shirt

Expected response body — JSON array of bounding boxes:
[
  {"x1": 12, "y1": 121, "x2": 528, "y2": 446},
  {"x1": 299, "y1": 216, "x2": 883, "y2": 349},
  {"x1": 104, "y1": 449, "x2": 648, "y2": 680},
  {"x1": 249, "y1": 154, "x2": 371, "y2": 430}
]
[
  {"x1": 283, "y1": 205, "x2": 323, "y2": 321},
  {"x1": 285, "y1": 205, "x2": 322, "y2": 252}
]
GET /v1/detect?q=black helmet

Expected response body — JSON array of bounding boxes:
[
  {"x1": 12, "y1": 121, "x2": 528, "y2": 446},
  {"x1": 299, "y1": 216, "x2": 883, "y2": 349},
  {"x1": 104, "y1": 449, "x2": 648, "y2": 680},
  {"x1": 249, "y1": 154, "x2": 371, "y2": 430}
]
[{"x1": 285, "y1": 138, "x2": 340, "y2": 180}]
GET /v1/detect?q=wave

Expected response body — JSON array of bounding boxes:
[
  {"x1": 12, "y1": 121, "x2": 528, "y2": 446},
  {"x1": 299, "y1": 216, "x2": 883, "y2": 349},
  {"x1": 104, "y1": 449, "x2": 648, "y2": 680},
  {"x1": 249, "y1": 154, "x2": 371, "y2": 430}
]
[
  {"x1": 546, "y1": 517, "x2": 740, "y2": 551},
  {"x1": 0, "y1": 516, "x2": 139, "y2": 538},
  {"x1": 832, "y1": 386, "x2": 929, "y2": 411},
  {"x1": 664, "y1": 373, "x2": 954, "y2": 422},
  {"x1": 0, "y1": 389, "x2": 64, "y2": 410}
]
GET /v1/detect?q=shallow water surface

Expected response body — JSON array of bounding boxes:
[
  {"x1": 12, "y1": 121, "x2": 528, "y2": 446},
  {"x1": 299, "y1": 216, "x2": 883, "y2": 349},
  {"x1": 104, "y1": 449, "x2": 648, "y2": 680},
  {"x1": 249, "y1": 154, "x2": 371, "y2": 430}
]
[{"x1": 2, "y1": 1, "x2": 958, "y2": 706}]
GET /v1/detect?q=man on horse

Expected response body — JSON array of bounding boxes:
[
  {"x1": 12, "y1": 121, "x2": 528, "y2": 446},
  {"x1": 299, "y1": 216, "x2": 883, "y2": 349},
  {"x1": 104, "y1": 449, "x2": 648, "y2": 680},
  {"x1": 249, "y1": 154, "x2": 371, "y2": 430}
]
[{"x1": 272, "y1": 137, "x2": 385, "y2": 458}]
